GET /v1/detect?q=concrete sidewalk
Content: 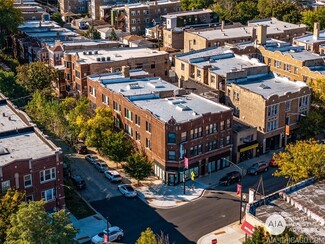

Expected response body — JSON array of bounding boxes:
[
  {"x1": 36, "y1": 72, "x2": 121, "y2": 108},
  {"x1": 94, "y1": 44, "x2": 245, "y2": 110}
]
[
  {"x1": 136, "y1": 151, "x2": 276, "y2": 209},
  {"x1": 197, "y1": 221, "x2": 247, "y2": 244}
]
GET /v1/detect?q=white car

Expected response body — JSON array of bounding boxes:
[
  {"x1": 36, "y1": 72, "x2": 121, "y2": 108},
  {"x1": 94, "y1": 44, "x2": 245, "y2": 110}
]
[
  {"x1": 91, "y1": 226, "x2": 124, "y2": 243},
  {"x1": 118, "y1": 184, "x2": 137, "y2": 198},
  {"x1": 85, "y1": 155, "x2": 98, "y2": 165},
  {"x1": 95, "y1": 161, "x2": 109, "y2": 173},
  {"x1": 104, "y1": 170, "x2": 122, "y2": 182}
]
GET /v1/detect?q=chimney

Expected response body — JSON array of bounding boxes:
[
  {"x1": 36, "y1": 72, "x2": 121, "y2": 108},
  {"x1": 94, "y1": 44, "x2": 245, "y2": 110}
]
[
  {"x1": 121, "y1": 65, "x2": 130, "y2": 78},
  {"x1": 221, "y1": 20, "x2": 225, "y2": 32},
  {"x1": 256, "y1": 25, "x2": 267, "y2": 45},
  {"x1": 251, "y1": 26, "x2": 256, "y2": 40},
  {"x1": 313, "y1": 22, "x2": 320, "y2": 40}
]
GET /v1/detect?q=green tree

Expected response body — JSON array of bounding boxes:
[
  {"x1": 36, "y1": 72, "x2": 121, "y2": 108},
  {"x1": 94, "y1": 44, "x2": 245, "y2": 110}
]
[
  {"x1": 274, "y1": 140, "x2": 325, "y2": 184},
  {"x1": 108, "y1": 29, "x2": 119, "y2": 41},
  {"x1": 181, "y1": 0, "x2": 214, "y2": 11},
  {"x1": 0, "y1": 70, "x2": 28, "y2": 102},
  {"x1": 16, "y1": 62, "x2": 58, "y2": 92},
  {"x1": 102, "y1": 131, "x2": 133, "y2": 168},
  {"x1": 272, "y1": 2, "x2": 301, "y2": 24},
  {"x1": 301, "y1": 8, "x2": 325, "y2": 31},
  {"x1": 308, "y1": 78, "x2": 325, "y2": 105},
  {"x1": 298, "y1": 109, "x2": 325, "y2": 139},
  {"x1": 123, "y1": 152, "x2": 153, "y2": 185},
  {"x1": 0, "y1": 0, "x2": 23, "y2": 48},
  {"x1": 136, "y1": 227, "x2": 157, "y2": 244},
  {"x1": 26, "y1": 90, "x2": 50, "y2": 126},
  {"x1": 83, "y1": 26, "x2": 101, "y2": 39},
  {"x1": 5, "y1": 201, "x2": 77, "y2": 244},
  {"x1": 51, "y1": 12, "x2": 65, "y2": 27},
  {"x1": 257, "y1": 0, "x2": 273, "y2": 19},
  {"x1": 0, "y1": 189, "x2": 25, "y2": 243},
  {"x1": 232, "y1": 1, "x2": 258, "y2": 24},
  {"x1": 81, "y1": 107, "x2": 113, "y2": 153}
]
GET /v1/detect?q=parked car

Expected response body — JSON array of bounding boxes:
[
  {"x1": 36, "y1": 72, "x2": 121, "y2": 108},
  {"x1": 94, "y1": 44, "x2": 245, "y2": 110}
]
[
  {"x1": 219, "y1": 171, "x2": 242, "y2": 186},
  {"x1": 269, "y1": 158, "x2": 278, "y2": 167},
  {"x1": 85, "y1": 155, "x2": 99, "y2": 165},
  {"x1": 70, "y1": 175, "x2": 86, "y2": 190},
  {"x1": 76, "y1": 143, "x2": 87, "y2": 154},
  {"x1": 91, "y1": 226, "x2": 124, "y2": 243},
  {"x1": 95, "y1": 161, "x2": 109, "y2": 173},
  {"x1": 104, "y1": 170, "x2": 122, "y2": 183},
  {"x1": 118, "y1": 184, "x2": 137, "y2": 198},
  {"x1": 247, "y1": 161, "x2": 269, "y2": 175}
]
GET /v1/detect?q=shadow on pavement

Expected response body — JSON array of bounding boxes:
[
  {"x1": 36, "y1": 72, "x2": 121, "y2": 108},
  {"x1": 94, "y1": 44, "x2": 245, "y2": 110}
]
[{"x1": 90, "y1": 195, "x2": 195, "y2": 244}]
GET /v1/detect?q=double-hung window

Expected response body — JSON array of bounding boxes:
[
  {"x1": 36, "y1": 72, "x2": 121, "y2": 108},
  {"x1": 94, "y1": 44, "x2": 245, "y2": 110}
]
[{"x1": 40, "y1": 168, "x2": 56, "y2": 183}]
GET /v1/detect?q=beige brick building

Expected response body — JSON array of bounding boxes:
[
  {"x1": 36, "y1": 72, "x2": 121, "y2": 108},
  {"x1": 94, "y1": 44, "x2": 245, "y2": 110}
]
[
  {"x1": 87, "y1": 68, "x2": 233, "y2": 185},
  {"x1": 183, "y1": 18, "x2": 307, "y2": 52},
  {"x1": 226, "y1": 74, "x2": 311, "y2": 153}
]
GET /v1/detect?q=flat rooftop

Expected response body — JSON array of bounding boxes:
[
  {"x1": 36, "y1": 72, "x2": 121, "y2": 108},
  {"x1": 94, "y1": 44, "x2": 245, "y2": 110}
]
[
  {"x1": 0, "y1": 102, "x2": 28, "y2": 131},
  {"x1": 192, "y1": 26, "x2": 253, "y2": 41},
  {"x1": 162, "y1": 9, "x2": 212, "y2": 18},
  {"x1": 294, "y1": 30, "x2": 325, "y2": 44},
  {"x1": 176, "y1": 46, "x2": 231, "y2": 63},
  {"x1": 125, "y1": 0, "x2": 180, "y2": 9},
  {"x1": 0, "y1": 130, "x2": 55, "y2": 166},
  {"x1": 255, "y1": 181, "x2": 325, "y2": 242},
  {"x1": 91, "y1": 74, "x2": 176, "y2": 98},
  {"x1": 70, "y1": 48, "x2": 167, "y2": 64},
  {"x1": 264, "y1": 40, "x2": 324, "y2": 61},
  {"x1": 248, "y1": 17, "x2": 307, "y2": 34},
  {"x1": 232, "y1": 118, "x2": 255, "y2": 133},
  {"x1": 133, "y1": 93, "x2": 231, "y2": 123},
  {"x1": 18, "y1": 20, "x2": 60, "y2": 29},
  {"x1": 234, "y1": 73, "x2": 309, "y2": 99},
  {"x1": 203, "y1": 54, "x2": 267, "y2": 77}
]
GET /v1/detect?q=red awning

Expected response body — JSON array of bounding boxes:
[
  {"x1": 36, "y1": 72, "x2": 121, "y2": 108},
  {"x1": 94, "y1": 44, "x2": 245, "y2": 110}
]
[{"x1": 241, "y1": 219, "x2": 255, "y2": 236}]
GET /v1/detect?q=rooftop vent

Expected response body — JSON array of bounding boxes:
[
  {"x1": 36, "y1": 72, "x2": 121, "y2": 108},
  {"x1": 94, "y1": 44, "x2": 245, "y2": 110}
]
[
  {"x1": 192, "y1": 111, "x2": 198, "y2": 116},
  {"x1": 94, "y1": 50, "x2": 98, "y2": 54},
  {"x1": 101, "y1": 57, "x2": 105, "y2": 61},
  {"x1": 106, "y1": 57, "x2": 110, "y2": 61},
  {"x1": 127, "y1": 83, "x2": 140, "y2": 89},
  {"x1": 96, "y1": 57, "x2": 101, "y2": 61},
  {"x1": 148, "y1": 81, "x2": 165, "y2": 88},
  {"x1": 259, "y1": 83, "x2": 271, "y2": 89},
  {"x1": 88, "y1": 51, "x2": 92, "y2": 55},
  {"x1": 176, "y1": 104, "x2": 191, "y2": 111},
  {"x1": 168, "y1": 99, "x2": 185, "y2": 105},
  {"x1": 0, "y1": 146, "x2": 9, "y2": 156},
  {"x1": 83, "y1": 51, "x2": 87, "y2": 55}
]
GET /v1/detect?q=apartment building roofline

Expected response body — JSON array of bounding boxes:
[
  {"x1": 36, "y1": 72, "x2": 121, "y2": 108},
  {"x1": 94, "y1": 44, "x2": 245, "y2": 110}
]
[
  {"x1": 161, "y1": 8, "x2": 212, "y2": 18},
  {"x1": 232, "y1": 73, "x2": 310, "y2": 100}
]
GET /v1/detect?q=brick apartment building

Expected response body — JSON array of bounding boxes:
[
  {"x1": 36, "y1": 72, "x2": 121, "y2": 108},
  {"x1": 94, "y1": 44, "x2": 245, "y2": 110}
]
[
  {"x1": 111, "y1": 0, "x2": 181, "y2": 35},
  {"x1": 58, "y1": 0, "x2": 89, "y2": 17},
  {"x1": 183, "y1": 18, "x2": 307, "y2": 52},
  {"x1": 0, "y1": 96, "x2": 64, "y2": 211},
  {"x1": 162, "y1": 9, "x2": 219, "y2": 50},
  {"x1": 293, "y1": 22, "x2": 325, "y2": 54},
  {"x1": 61, "y1": 47, "x2": 170, "y2": 97},
  {"x1": 225, "y1": 73, "x2": 311, "y2": 153},
  {"x1": 87, "y1": 67, "x2": 233, "y2": 185}
]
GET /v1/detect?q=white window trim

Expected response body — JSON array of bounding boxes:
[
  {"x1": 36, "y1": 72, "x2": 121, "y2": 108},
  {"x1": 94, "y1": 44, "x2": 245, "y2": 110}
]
[
  {"x1": 40, "y1": 168, "x2": 56, "y2": 183},
  {"x1": 24, "y1": 174, "x2": 32, "y2": 188}
]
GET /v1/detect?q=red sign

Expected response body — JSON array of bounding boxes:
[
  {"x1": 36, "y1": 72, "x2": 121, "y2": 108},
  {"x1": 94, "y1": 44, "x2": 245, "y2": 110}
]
[
  {"x1": 184, "y1": 157, "x2": 189, "y2": 169},
  {"x1": 104, "y1": 233, "x2": 108, "y2": 242},
  {"x1": 212, "y1": 239, "x2": 217, "y2": 244},
  {"x1": 241, "y1": 219, "x2": 255, "y2": 236},
  {"x1": 237, "y1": 184, "x2": 242, "y2": 196}
]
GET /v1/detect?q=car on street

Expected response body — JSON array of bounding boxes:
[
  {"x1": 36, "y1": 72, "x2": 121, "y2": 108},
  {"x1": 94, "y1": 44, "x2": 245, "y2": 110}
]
[
  {"x1": 219, "y1": 171, "x2": 242, "y2": 186},
  {"x1": 76, "y1": 143, "x2": 87, "y2": 154},
  {"x1": 85, "y1": 155, "x2": 99, "y2": 165},
  {"x1": 104, "y1": 170, "x2": 122, "y2": 183},
  {"x1": 91, "y1": 226, "x2": 124, "y2": 243},
  {"x1": 269, "y1": 157, "x2": 278, "y2": 167},
  {"x1": 247, "y1": 161, "x2": 269, "y2": 175},
  {"x1": 118, "y1": 184, "x2": 137, "y2": 198},
  {"x1": 70, "y1": 175, "x2": 86, "y2": 190},
  {"x1": 95, "y1": 161, "x2": 109, "y2": 173}
]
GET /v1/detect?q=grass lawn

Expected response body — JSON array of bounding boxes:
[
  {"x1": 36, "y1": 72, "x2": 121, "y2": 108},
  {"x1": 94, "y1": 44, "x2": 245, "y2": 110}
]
[{"x1": 64, "y1": 183, "x2": 96, "y2": 220}]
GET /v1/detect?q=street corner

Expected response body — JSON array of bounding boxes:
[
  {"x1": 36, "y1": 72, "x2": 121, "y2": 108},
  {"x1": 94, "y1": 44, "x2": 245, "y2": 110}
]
[{"x1": 197, "y1": 221, "x2": 246, "y2": 244}]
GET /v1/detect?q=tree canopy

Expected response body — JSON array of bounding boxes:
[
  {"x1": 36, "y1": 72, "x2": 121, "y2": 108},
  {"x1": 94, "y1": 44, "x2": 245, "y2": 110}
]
[
  {"x1": 16, "y1": 62, "x2": 58, "y2": 92},
  {"x1": 301, "y1": 8, "x2": 325, "y2": 31},
  {"x1": 0, "y1": 70, "x2": 28, "y2": 102},
  {"x1": 0, "y1": 0, "x2": 23, "y2": 48},
  {"x1": 108, "y1": 29, "x2": 119, "y2": 41},
  {"x1": 274, "y1": 140, "x2": 325, "y2": 184},
  {"x1": 83, "y1": 26, "x2": 101, "y2": 39},
  {"x1": 5, "y1": 201, "x2": 77, "y2": 244},
  {"x1": 123, "y1": 152, "x2": 153, "y2": 185},
  {"x1": 136, "y1": 227, "x2": 157, "y2": 244},
  {"x1": 51, "y1": 12, "x2": 65, "y2": 27},
  {"x1": 102, "y1": 130, "x2": 133, "y2": 168},
  {"x1": 0, "y1": 189, "x2": 25, "y2": 243}
]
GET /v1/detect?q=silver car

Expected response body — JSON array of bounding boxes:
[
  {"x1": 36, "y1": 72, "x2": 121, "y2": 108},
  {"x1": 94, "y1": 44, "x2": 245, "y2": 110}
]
[
  {"x1": 85, "y1": 155, "x2": 98, "y2": 165},
  {"x1": 104, "y1": 170, "x2": 122, "y2": 182},
  {"x1": 118, "y1": 184, "x2": 137, "y2": 198},
  {"x1": 95, "y1": 161, "x2": 109, "y2": 173}
]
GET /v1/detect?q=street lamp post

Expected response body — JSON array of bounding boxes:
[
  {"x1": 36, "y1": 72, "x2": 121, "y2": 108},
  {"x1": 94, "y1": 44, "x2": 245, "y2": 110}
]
[
  {"x1": 222, "y1": 158, "x2": 245, "y2": 224},
  {"x1": 106, "y1": 216, "x2": 110, "y2": 242}
]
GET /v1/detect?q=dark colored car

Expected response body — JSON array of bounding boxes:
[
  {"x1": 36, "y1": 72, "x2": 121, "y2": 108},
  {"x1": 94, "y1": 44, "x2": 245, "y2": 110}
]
[
  {"x1": 219, "y1": 171, "x2": 242, "y2": 186},
  {"x1": 247, "y1": 161, "x2": 269, "y2": 175},
  {"x1": 71, "y1": 175, "x2": 86, "y2": 190},
  {"x1": 76, "y1": 143, "x2": 87, "y2": 154}
]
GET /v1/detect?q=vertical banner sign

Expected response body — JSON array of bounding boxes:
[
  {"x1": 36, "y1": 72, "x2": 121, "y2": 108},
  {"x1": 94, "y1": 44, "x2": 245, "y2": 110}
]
[
  {"x1": 249, "y1": 188, "x2": 255, "y2": 203},
  {"x1": 184, "y1": 157, "x2": 189, "y2": 169},
  {"x1": 237, "y1": 184, "x2": 242, "y2": 196}
]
